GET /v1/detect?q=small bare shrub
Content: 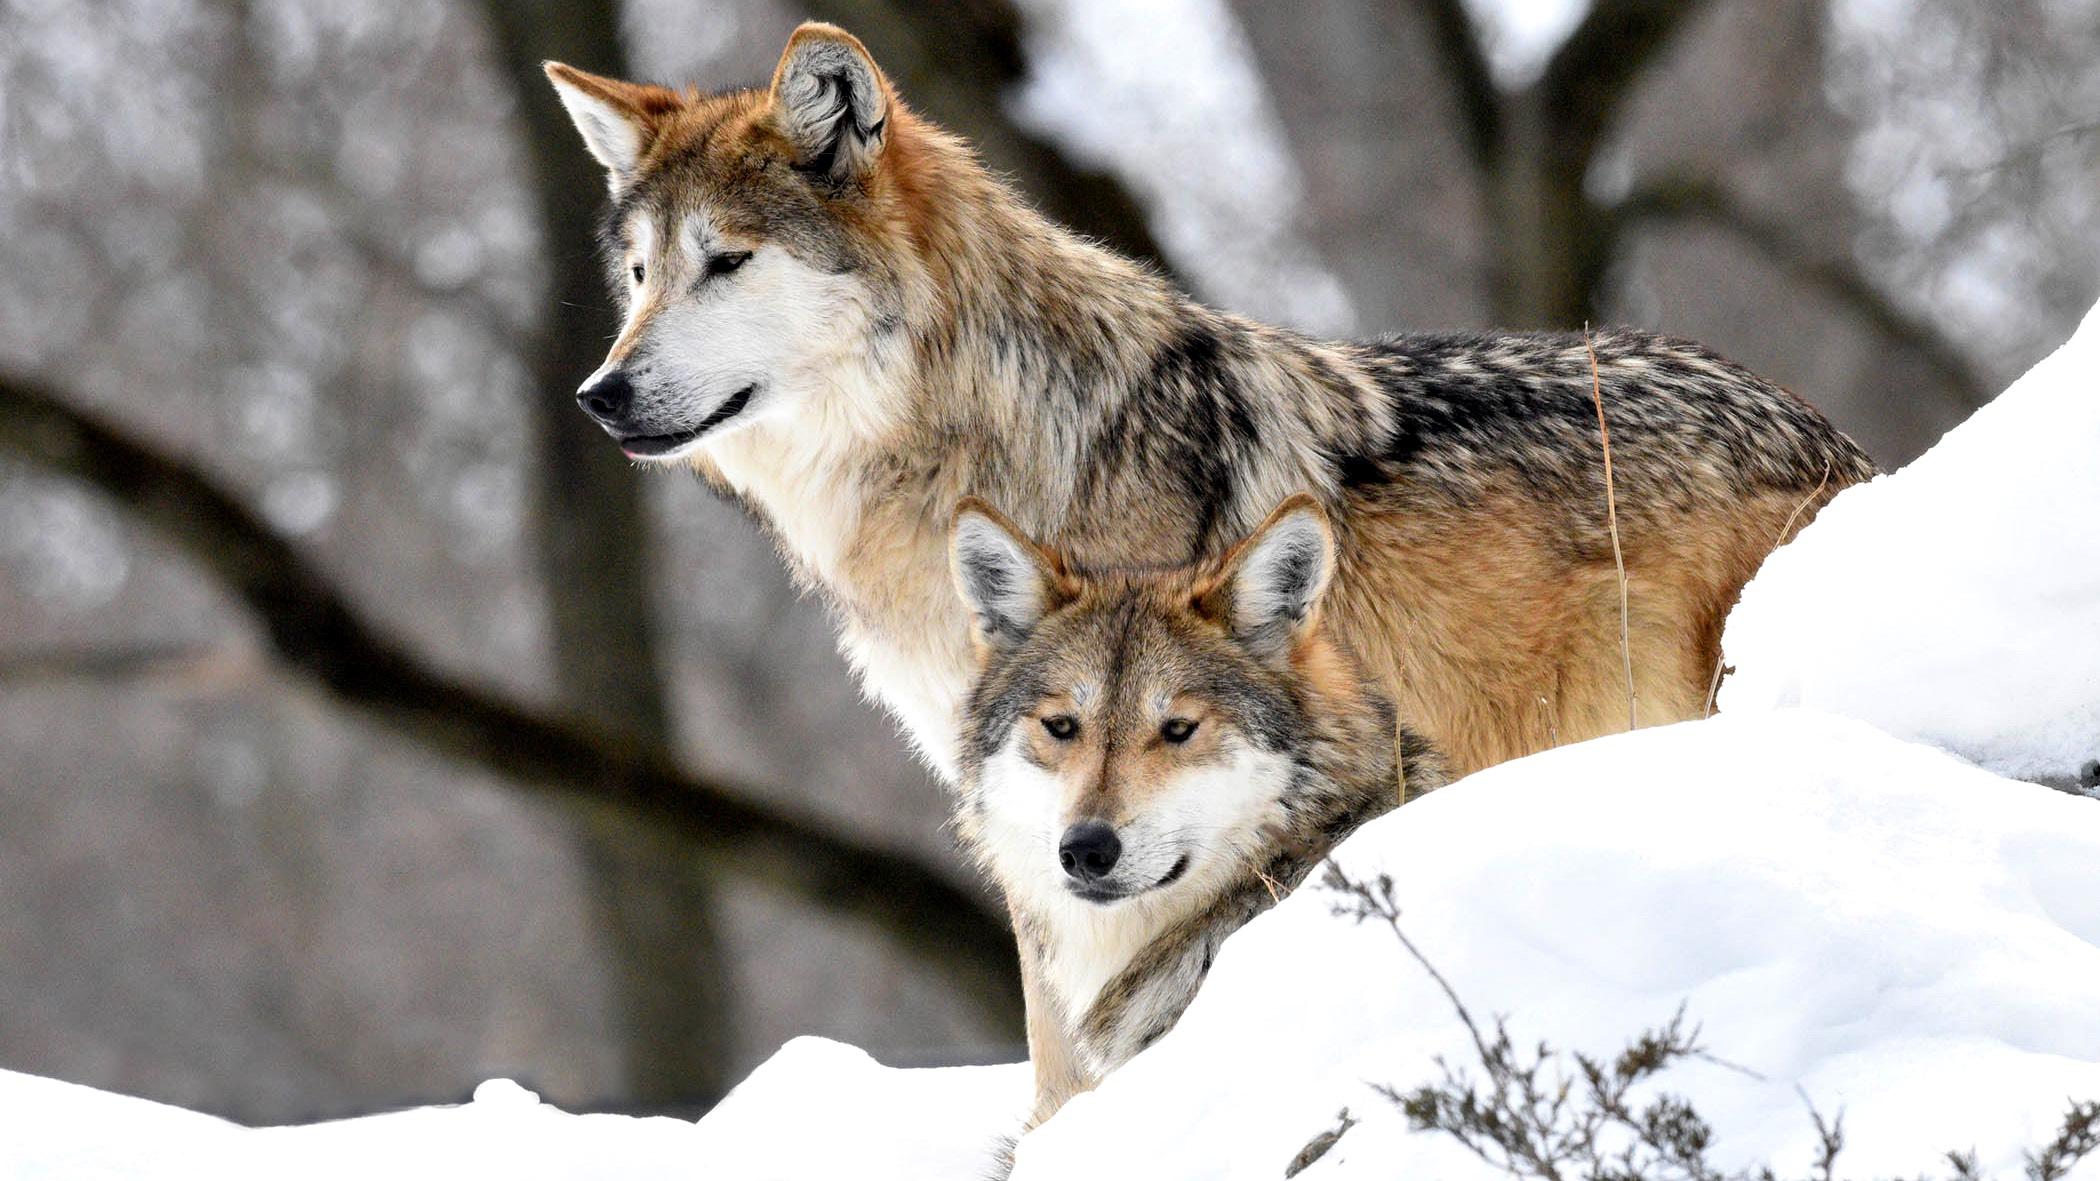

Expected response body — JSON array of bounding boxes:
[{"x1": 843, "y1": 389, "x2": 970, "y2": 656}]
[{"x1": 1290, "y1": 865, "x2": 2097, "y2": 1181}]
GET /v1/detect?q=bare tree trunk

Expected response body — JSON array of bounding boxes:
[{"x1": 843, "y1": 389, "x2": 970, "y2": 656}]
[
  {"x1": 476, "y1": 0, "x2": 733, "y2": 1105},
  {"x1": 1484, "y1": 92, "x2": 1612, "y2": 328}
]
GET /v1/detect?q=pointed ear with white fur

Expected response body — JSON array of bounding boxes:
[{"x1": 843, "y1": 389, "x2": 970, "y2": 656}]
[
  {"x1": 543, "y1": 62, "x2": 685, "y2": 190},
  {"x1": 1203, "y1": 495, "x2": 1336, "y2": 659},
  {"x1": 950, "y1": 500, "x2": 1065, "y2": 653},
  {"x1": 770, "y1": 23, "x2": 891, "y2": 189}
]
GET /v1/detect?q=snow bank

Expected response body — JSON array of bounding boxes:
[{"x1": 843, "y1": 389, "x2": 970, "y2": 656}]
[
  {"x1": 1012, "y1": 710, "x2": 2100, "y2": 1180},
  {"x1": 0, "y1": 1038, "x2": 1026, "y2": 1179},
  {"x1": 1721, "y1": 299, "x2": 2100, "y2": 784},
  {"x1": 691, "y1": 1038, "x2": 1030, "y2": 1177},
  {"x1": 0, "y1": 1073, "x2": 704, "y2": 1179},
  {"x1": 0, "y1": 1069, "x2": 243, "y2": 1176}
]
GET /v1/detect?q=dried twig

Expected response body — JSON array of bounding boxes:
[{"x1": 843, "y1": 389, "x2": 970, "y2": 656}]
[
  {"x1": 1318, "y1": 863, "x2": 2100, "y2": 1181},
  {"x1": 1586, "y1": 328, "x2": 1637, "y2": 731},
  {"x1": 1323, "y1": 866, "x2": 1498, "y2": 1072},
  {"x1": 2029, "y1": 1100, "x2": 2100, "y2": 1181},
  {"x1": 1285, "y1": 1107, "x2": 1358, "y2": 1178}
]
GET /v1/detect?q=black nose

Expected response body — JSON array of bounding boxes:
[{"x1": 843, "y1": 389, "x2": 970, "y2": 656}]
[
  {"x1": 576, "y1": 370, "x2": 634, "y2": 427},
  {"x1": 1058, "y1": 822, "x2": 1122, "y2": 883}
]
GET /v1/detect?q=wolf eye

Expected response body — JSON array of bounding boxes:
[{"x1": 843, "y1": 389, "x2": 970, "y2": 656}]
[
  {"x1": 1041, "y1": 715, "x2": 1079, "y2": 740},
  {"x1": 706, "y1": 251, "x2": 752, "y2": 278},
  {"x1": 629, "y1": 261, "x2": 645, "y2": 284},
  {"x1": 1160, "y1": 718, "x2": 1199, "y2": 744}
]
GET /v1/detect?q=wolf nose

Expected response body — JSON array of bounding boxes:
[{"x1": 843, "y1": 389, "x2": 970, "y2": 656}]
[
  {"x1": 1058, "y1": 822, "x2": 1122, "y2": 883},
  {"x1": 576, "y1": 370, "x2": 634, "y2": 427}
]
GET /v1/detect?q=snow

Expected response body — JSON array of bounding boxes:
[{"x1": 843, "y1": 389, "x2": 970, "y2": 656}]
[
  {"x1": 5, "y1": 303, "x2": 2095, "y2": 1177},
  {"x1": 0, "y1": 1069, "x2": 242, "y2": 1175},
  {"x1": 0, "y1": 1040, "x2": 1025, "y2": 1179},
  {"x1": 1721, "y1": 297, "x2": 2100, "y2": 785},
  {"x1": 690, "y1": 1039, "x2": 1030, "y2": 1177},
  {"x1": 0, "y1": 1073, "x2": 705, "y2": 1179}
]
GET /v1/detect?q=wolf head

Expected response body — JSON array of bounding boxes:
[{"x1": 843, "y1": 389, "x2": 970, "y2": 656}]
[
  {"x1": 950, "y1": 495, "x2": 1397, "y2": 916},
  {"x1": 544, "y1": 24, "x2": 923, "y2": 460}
]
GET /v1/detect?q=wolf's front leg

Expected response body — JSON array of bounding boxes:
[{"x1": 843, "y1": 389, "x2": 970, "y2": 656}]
[{"x1": 1015, "y1": 924, "x2": 1092, "y2": 1129}]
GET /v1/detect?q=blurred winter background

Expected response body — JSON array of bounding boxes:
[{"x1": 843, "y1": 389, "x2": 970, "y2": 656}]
[{"x1": 0, "y1": 0, "x2": 2094, "y2": 1123}]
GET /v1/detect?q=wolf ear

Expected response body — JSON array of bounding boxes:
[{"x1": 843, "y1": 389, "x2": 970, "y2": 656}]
[
  {"x1": 544, "y1": 62, "x2": 685, "y2": 189},
  {"x1": 951, "y1": 499, "x2": 1066, "y2": 653},
  {"x1": 770, "y1": 23, "x2": 891, "y2": 189},
  {"x1": 1201, "y1": 494, "x2": 1335, "y2": 659}
]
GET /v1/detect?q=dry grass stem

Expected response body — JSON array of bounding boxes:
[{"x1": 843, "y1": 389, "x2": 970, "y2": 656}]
[
  {"x1": 1775, "y1": 461, "x2": 1837, "y2": 547},
  {"x1": 1586, "y1": 328, "x2": 1637, "y2": 732},
  {"x1": 1703, "y1": 659, "x2": 1730, "y2": 720}
]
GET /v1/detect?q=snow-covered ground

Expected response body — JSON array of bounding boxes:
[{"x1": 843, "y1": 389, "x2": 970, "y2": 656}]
[
  {"x1": 0, "y1": 1074, "x2": 706, "y2": 1180},
  {"x1": 4, "y1": 308, "x2": 2095, "y2": 1177}
]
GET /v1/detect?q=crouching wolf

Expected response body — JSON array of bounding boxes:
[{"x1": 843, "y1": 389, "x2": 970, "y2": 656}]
[
  {"x1": 949, "y1": 494, "x2": 1444, "y2": 1125},
  {"x1": 543, "y1": 23, "x2": 1875, "y2": 784}
]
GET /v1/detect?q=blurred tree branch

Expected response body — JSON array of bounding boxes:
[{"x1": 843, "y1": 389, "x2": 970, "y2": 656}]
[
  {"x1": 1615, "y1": 174, "x2": 1992, "y2": 408},
  {"x1": 0, "y1": 370, "x2": 1022, "y2": 1031}
]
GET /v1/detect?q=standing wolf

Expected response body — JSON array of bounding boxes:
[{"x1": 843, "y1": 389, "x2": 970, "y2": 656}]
[
  {"x1": 949, "y1": 493, "x2": 1444, "y2": 1122},
  {"x1": 542, "y1": 23, "x2": 1873, "y2": 780}
]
